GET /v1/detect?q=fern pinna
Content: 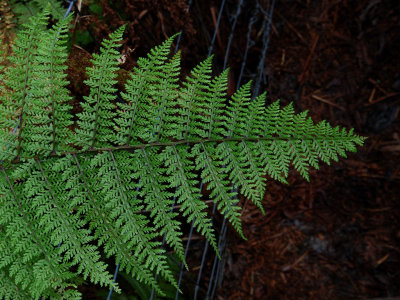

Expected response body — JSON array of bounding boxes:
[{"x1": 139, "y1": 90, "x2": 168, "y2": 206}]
[{"x1": 0, "y1": 12, "x2": 365, "y2": 299}]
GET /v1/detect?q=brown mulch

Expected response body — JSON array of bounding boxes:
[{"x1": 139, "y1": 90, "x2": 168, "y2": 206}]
[{"x1": 216, "y1": 1, "x2": 400, "y2": 299}]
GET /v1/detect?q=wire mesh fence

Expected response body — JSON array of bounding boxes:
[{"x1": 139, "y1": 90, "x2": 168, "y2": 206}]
[
  {"x1": 76, "y1": 0, "x2": 276, "y2": 299},
  {"x1": 131, "y1": 1, "x2": 276, "y2": 298},
  {"x1": 9, "y1": 0, "x2": 276, "y2": 298}
]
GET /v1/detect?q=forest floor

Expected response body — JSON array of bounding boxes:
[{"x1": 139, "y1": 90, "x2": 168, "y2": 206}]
[
  {"x1": 64, "y1": 0, "x2": 400, "y2": 299},
  {"x1": 216, "y1": 1, "x2": 400, "y2": 299}
]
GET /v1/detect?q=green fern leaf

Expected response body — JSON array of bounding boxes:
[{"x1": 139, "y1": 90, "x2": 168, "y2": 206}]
[
  {"x1": 0, "y1": 11, "x2": 49, "y2": 160},
  {"x1": 224, "y1": 80, "x2": 252, "y2": 138},
  {"x1": 116, "y1": 34, "x2": 178, "y2": 145},
  {"x1": 178, "y1": 56, "x2": 213, "y2": 140},
  {"x1": 0, "y1": 15, "x2": 366, "y2": 298},
  {"x1": 161, "y1": 145, "x2": 218, "y2": 253},
  {"x1": 75, "y1": 25, "x2": 126, "y2": 150}
]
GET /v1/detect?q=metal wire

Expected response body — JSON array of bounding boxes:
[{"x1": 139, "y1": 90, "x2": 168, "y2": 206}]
[
  {"x1": 223, "y1": 0, "x2": 244, "y2": 70},
  {"x1": 63, "y1": 0, "x2": 75, "y2": 19},
  {"x1": 205, "y1": 217, "x2": 227, "y2": 300},
  {"x1": 193, "y1": 197, "x2": 218, "y2": 300},
  {"x1": 207, "y1": 0, "x2": 227, "y2": 57},
  {"x1": 171, "y1": 177, "x2": 203, "y2": 299},
  {"x1": 193, "y1": 230, "x2": 209, "y2": 299},
  {"x1": 253, "y1": 0, "x2": 276, "y2": 99},
  {"x1": 175, "y1": 219, "x2": 195, "y2": 300},
  {"x1": 210, "y1": 219, "x2": 228, "y2": 299},
  {"x1": 205, "y1": 184, "x2": 238, "y2": 300},
  {"x1": 237, "y1": 7, "x2": 258, "y2": 89},
  {"x1": 106, "y1": 263, "x2": 120, "y2": 300},
  {"x1": 111, "y1": 0, "x2": 277, "y2": 297},
  {"x1": 149, "y1": 191, "x2": 179, "y2": 300}
]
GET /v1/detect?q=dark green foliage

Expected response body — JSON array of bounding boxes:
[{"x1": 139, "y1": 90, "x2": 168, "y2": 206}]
[
  {"x1": 9, "y1": 0, "x2": 65, "y2": 26},
  {"x1": 10, "y1": 0, "x2": 65, "y2": 23},
  {"x1": 0, "y1": 11, "x2": 365, "y2": 299},
  {"x1": 75, "y1": 25, "x2": 126, "y2": 149}
]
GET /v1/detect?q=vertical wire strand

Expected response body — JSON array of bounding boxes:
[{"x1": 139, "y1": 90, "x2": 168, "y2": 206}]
[
  {"x1": 210, "y1": 220, "x2": 228, "y2": 299},
  {"x1": 175, "y1": 219, "x2": 195, "y2": 300},
  {"x1": 222, "y1": 0, "x2": 243, "y2": 70},
  {"x1": 205, "y1": 184, "x2": 237, "y2": 300},
  {"x1": 108, "y1": 182, "x2": 141, "y2": 300},
  {"x1": 205, "y1": 217, "x2": 227, "y2": 300},
  {"x1": 237, "y1": 7, "x2": 258, "y2": 89},
  {"x1": 149, "y1": 1, "x2": 194, "y2": 297},
  {"x1": 207, "y1": 0, "x2": 227, "y2": 57},
  {"x1": 149, "y1": 191, "x2": 178, "y2": 300},
  {"x1": 193, "y1": 233, "x2": 209, "y2": 300},
  {"x1": 106, "y1": 263, "x2": 120, "y2": 300},
  {"x1": 63, "y1": 0, "x2": 75, "y2": 19},
  {"x1": 173, "y1": 179, "x2": 203, "y2": 299},
  {"x1": 193, "y1": 198, "x2": 218, "y2": 300},
  {"x1": 253, "y1": 0, "x2": 275, "y2": 99}
]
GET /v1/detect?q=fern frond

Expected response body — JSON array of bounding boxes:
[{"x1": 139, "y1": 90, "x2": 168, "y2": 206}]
[
  {"x1": 33, "y1": 0, "x2": 65, "y2": 20},
  {"x1": 244, "y1": 92, "x2": 267, "y2": 138},
  {"x1": 206, "y1": 68, "x2": 229, "y2": 139},
  {"x1": 52, "y1": 153, "x2": 167, "y2": 294},
  {"x1": 13, "y1": 159, "x2": 117, "y2": 291},
  {"x1": 89, "y1": 151, "x2": 178, "y2": 291},
  {"x1": 0, "y1": 20, "x2": 366, "y2": 299},
  {"x1": 0, "y1": 268, "x2": 31, "y2": 300},
  {"x1": 216, "y1": 141, "x2": 263, "y2": 213},
  {"x1": 140, "y1": 50, "x2": 181, "y2": 142}
]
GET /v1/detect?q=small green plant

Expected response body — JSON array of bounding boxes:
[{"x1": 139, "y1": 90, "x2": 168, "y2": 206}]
[
  {"x1": 8, "y1": 0, "x2": 65, "y2": 24},
  {"x1": 0, "y1": 11, "x2": 365, "y2": 299}
]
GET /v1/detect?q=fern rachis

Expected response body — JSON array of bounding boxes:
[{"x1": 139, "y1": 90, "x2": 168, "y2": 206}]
[{"x1": 0, "y1": 11, "x2": 365, "y2": 299}]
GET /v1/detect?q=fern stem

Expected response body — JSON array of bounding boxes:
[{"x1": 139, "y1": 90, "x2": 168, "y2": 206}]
[{"x1": 6, "y1": 135, "x2": 359, "y2": 166}]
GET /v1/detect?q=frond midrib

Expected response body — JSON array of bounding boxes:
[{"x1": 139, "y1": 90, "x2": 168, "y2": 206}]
[{"x1": 6, "y1": 134, "x2": 362, "y2": 166}]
